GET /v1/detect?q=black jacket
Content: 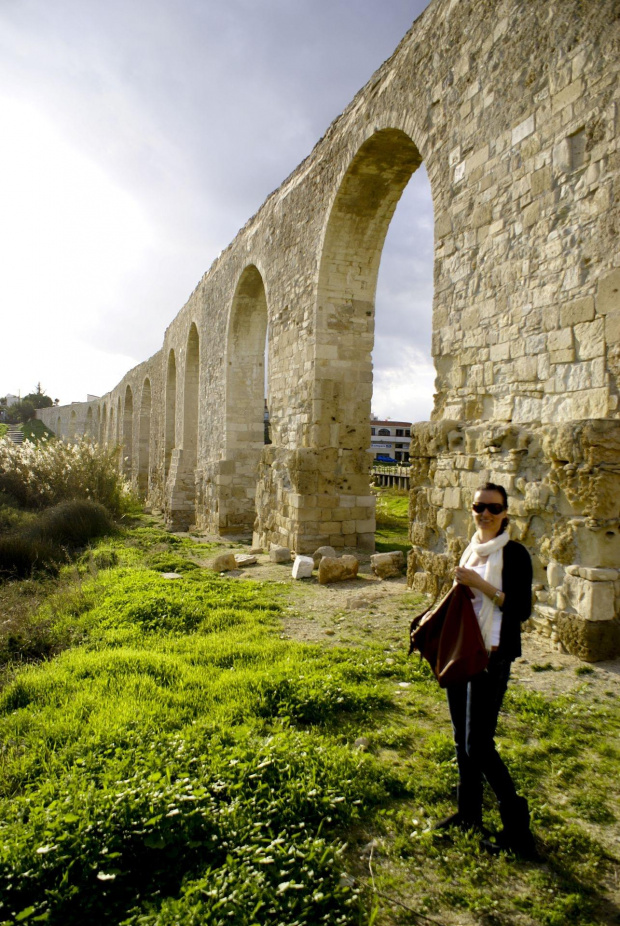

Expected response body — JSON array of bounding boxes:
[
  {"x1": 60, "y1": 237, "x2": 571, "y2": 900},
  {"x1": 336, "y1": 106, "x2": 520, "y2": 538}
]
[{"x1": 497, "y1": 540, "x2": 533, "y2": 661}]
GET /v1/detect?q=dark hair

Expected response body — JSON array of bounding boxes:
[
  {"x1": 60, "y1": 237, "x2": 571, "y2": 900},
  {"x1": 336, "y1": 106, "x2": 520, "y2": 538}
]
[{"x1": 474, "y1": 481, "x2": 509, "y2": 535}]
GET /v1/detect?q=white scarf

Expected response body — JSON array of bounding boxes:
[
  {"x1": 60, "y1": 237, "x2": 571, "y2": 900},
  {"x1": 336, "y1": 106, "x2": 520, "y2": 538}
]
[{"x1": 459, "y1": 531, "x2": 510, "y2": 651}]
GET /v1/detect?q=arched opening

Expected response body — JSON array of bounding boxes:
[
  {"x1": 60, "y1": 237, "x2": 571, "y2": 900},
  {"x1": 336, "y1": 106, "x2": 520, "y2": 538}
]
[
  {"x1": 101, "y1": 404, "x2": 108, "y2": 444},
  {"x1": 314, "y1": 128, "x2": 425, "y2": 550},
  {"x1": 165, "y1": 350, "x2": 176, "y2": 477},
  {"x1": 85, "y1": 406, "x2": 93, "y2": 437},
  {"x1": 123, "y1": 386, "x2": 133, "y2": 476},
  {"x1": 117, "y1": 397, "x2": 122, "y2": 446},
  {"x1": 224, "y1": 265, "x2": 269, "y2": 531},
  {"x1": 183, "y1": 324, "x2": 200, "y2": 464},
  {"x1": 109, "y1": 405, "x2": 116, "y2": 445},
  {"x1": 138, "y1": 378, "x2": 151, "y2": 497}
]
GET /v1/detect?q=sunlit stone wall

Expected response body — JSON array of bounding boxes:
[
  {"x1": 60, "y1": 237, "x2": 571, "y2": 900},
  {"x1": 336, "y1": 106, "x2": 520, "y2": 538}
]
[{"x1": 39, "y1": 0, "x2": 619, "y2": 657}]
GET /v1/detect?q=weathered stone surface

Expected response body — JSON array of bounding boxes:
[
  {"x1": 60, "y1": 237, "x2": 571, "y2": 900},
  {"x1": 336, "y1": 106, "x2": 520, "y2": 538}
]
[
  {"x1": 210, "y1": 554, "x2": 237, "y2": 572},
  {"x1": 269, "y1": 545, "x2": 291, "y2": 564},
  {"x1": 370, "y1": 551, "x2": 405, "y2": 579},
  {"x1": 312, "y1": 545, "x2": 337, "y2": 567},
  {"x1": 37, "y1": 0, "x2": 619, "y2": 658},
  {"x1": 318, "y1": 555, "x2": 359, "y2": 585},
  {"x1": 234, "y1": 554, "x2": 257, "y2": 567},
  {"x1": 557, "y1": 615, "x2": 620, "y2": 662},
  {"x1": 160, "y1": 572, "x2": 183, "y2": 579},
  {"x1": 292, "y1": 555, "x2": 314, "y2": 579}
]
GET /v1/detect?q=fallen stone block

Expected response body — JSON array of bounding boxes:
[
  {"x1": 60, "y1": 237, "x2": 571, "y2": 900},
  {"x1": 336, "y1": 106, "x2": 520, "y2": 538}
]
[
  {"x1": 234, "y1": 554, "x2": 258, "y2": 567},
  {"x1": 210, "y1": 553, "x2": 237, "y2": 572},
  {"x1": 370, "y1": 551, "x2": 405, "y2": 579},
  {"x1": 160, "y1": 572, "x2": 182, "y2": 579},
  {"x1": 292, "y1": 555, "x2": 314, "y2": 579},
  {"x1": 312, "y1": 545, "x2": 337, "y2": 567},
  {"x1": 269, "y1": 545, "x2": 292, "y2": 564},
  {"x1": 318, "y1": 555, "x2": 359, "y2": 584}
]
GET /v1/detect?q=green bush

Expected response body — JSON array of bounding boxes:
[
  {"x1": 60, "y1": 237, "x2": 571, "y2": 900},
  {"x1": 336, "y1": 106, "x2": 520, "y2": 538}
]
[
  {"x1": 28, "y1": 499, "x2": 115, "y2": 548},
  {"x1": 0, "y1": 534, "x2": 64, "y2": 579},
  {"x1": 0, "y1": 436, "x2": 134, "y2": 516}
]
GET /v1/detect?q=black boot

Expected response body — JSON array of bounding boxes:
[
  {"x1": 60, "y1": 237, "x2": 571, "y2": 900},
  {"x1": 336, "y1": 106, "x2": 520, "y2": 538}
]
[
  {"x1": 433, "y1": 784, "x2": 484, "y2": 833},
  {"x1": 482, "y1": 796, "x2": 539, "y2": 860}
]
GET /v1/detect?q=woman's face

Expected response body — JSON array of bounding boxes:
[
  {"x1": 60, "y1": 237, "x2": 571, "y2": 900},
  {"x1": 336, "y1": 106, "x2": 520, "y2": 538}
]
[{"x1": 472, "y1": 489, "x2": 506, "y2": 538}]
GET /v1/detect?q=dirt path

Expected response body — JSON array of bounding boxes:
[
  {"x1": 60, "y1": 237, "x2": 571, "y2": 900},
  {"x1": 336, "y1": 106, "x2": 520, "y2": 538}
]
[{"x1": 194, "y1": 543, "x2": 620, "y2": 702}]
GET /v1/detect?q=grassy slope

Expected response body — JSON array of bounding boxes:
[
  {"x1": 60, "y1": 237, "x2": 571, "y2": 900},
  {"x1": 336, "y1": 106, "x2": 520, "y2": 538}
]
[
  {"x1": 375, "y1": 491, "x2": 410, "y2": 555},
  {"x1": 0, "y1": 521, "x2": 618, "y2": 926}
]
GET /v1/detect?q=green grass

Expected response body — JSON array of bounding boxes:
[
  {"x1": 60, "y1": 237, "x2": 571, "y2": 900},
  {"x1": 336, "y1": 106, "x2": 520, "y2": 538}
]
[
  {"x1": 0, "y1": 517, "x2": 618, "y2": 925},
  {"x1": 375, "y1": 491, "x2": 410, "y2": 555},
  {"x1": 18, "y1": 419, "x2": 55, "y2": 442}
]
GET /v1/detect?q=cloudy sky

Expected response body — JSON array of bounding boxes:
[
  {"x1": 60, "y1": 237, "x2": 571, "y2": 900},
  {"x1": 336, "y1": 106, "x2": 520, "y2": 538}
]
[{"x1": 0, "y1": 0, "x2": 435, "y2": 423}]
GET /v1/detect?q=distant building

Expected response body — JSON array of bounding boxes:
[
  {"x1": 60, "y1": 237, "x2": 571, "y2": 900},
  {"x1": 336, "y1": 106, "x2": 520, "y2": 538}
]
[{"x1": 370, "y1": 419, "x2": 412, "y2": 462}]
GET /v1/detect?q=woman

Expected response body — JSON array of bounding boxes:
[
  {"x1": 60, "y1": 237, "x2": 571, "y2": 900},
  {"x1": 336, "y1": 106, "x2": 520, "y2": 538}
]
[{"x1": 437, "y1": 482, "x2": 537, "y2": 858}]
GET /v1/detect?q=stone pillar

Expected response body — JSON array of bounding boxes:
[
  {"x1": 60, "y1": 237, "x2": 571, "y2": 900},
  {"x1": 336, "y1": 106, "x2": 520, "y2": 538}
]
[{"x1": 253, "y1": 446, "x2": 376, "y2": 553}]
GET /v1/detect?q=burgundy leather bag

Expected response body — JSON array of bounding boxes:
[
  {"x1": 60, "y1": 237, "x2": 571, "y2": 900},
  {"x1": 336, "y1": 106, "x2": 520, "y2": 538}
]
[{"x1": 409, "y1": 584, "x2": 489, "y2": 687}]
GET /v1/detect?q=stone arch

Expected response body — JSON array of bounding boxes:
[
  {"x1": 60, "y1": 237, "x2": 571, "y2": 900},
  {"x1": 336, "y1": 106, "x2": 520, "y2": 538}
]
[
  {"x1": 109, "y1": 405, "x2": 115, "y2": 445},
  {"x1": 165, "y1": 324, "x2": 200, "y2": 530},
  {"x1": 123, "y1": 386, "x2": 133, "y2": 475},
  {"x1": 183, "y1": 324, "x2": 200, "y2": 463},
  {"x1": 312, "y1": 128, "x2": 424, "y2": 549},
  {"x1": 138, "y1": 378, "x2": 151, "y2": 496},
  {"x1": 223, "y1": 264, "x2": 269, "y2": 531},
  {"x1": 165, "y1": 350, "x2": 177, "y2": 477},
  {"x1": 100, "y1": 404, "x2": 108, "y2": 444},
  {"x1": 85, "y1": 406, "x2": 93, "y2": 437},
  {"x1": 117, "y1": 397, "x2": 122, "y2": 446}
]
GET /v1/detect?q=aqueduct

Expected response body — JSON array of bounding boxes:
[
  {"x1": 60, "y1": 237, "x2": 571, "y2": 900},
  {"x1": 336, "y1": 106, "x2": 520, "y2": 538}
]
[{"x1": 41, "y1": 0, "x2": 620, "y2": 659}]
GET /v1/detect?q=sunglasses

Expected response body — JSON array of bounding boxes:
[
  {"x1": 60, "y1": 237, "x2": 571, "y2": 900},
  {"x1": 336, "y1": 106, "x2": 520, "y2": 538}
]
[{"x1": 472, "y1": 502, "x2": 506, "y2": 515}]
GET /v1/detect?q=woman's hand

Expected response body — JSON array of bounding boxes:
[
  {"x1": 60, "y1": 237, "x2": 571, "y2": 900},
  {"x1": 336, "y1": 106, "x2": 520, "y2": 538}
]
[{"x1": 455, "y1": 566, "x2": 483, "y2": 589}]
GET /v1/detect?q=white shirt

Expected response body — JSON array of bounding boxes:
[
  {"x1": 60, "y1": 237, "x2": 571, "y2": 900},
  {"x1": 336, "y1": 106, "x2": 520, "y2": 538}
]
[{"x1": 469, "y1": 563, "x2": 502, "y2": 648}]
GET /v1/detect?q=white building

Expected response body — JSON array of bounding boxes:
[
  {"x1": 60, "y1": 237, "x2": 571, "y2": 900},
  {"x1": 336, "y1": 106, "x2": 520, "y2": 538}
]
[{"x1": 370, "y1": 419, "x2": 412, "y2": 463}]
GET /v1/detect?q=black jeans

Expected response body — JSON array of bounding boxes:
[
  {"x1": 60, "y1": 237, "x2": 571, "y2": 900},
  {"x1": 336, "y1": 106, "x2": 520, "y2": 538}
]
[{"x1": 446, "y1": 652, "x2": 518, "y2": 823}]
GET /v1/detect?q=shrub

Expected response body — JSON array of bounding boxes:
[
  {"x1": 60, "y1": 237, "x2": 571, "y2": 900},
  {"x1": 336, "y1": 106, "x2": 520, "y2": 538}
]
[
  {"x1": 28, "y1": 499, "x2": 115, "y2": 548},
  {"x1": 0, "y1": 436, "x2": 135, "y2": 516},
  {"x1": 0, "y1": 535, "x2": 64, "y2": 579}
]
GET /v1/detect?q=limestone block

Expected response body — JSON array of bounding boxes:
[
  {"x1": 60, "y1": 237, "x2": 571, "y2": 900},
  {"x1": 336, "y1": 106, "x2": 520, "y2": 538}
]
[
  {"x1": 560, "y1": 296, "x2": 594, "y2": 327},
  {"x1": 292, "y1": 555, "x2": 314, "y2": 579},
  {"x1": 444, "y1": 487, "x2": 461, "y2": 509},
  {"x1": 524, "y1": 481, "x2": 551, "y2": 510},
  {"x1": 312, "y1": 545, "x2": 337, "y2": 567},
  {"x1": 318, "y1": 555, "x2": 359, "y2": 585},
  {"x1": 604, "y1": 310, "x2": 620, "y2": 346},
  {"x1": 355, "y1": 518, "x2": 376, "y2": 534},
  {"x1": 579, "y1": 567, "x2": 618, "y2": 582},
  {"x1": 234, "y1": 554, "x2": 257, "y2": 567},
  {"x1": 269, "y1": 545, "x2": 292, "y2": 564},
  {"x1": 564, "y1": 573, "x2": 615, "y2": 621},
  {"x1": 547, "y1": 562, "x2": 565, "y2": 588},
  {"x1": 596, "y1": 267, "x2": 620, "y2": 315},
  {"x1": 161, "y1": 572, "x2": 182, "y2": 579},
  {"x1": 512, "y1": 114, "x2": 535, "y2": 145},
  {"x1": 574, "y1": 319, "x2": 605, "y2": 360},
  {"x1": 211, "y1": 553, "x2": 237, "y2": 572},
  {"x1": 557, "y1": 614, "x2": 620, "y2": 661},
  {"x1": 548, "y1": 328, "x2": 573, "y2": 351},
  {"x1": 531, "y1": 165, "x2": 552, "y2": 196},
  {"x1": 370, "y1": 551, "x2": 405, "y2": 579}
]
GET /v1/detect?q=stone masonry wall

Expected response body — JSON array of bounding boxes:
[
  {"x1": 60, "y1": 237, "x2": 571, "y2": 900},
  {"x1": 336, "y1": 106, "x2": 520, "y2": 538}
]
[{"x1": 39, "y1": 0, "x2": 620, "y2": 657}]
